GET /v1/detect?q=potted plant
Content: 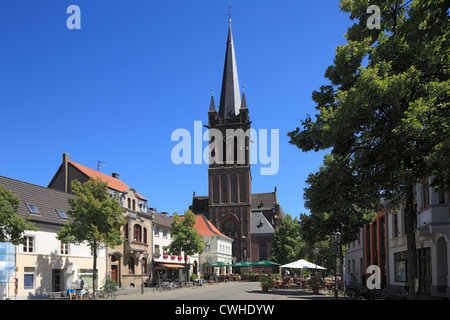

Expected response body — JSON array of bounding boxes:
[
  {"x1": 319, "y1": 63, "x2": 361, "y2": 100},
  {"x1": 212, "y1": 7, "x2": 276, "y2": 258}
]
[
  {"x1": 308, "y1": 276, "x2": 323, "y2": 294},
  {"x1": 260, "y1": 276, "x2": 274, "y2": 292}
]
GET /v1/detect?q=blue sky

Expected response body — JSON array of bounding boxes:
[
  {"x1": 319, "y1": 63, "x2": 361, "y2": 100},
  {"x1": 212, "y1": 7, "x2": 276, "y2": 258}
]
[{"x1": 0, "y1": 1, "x2": 352, "y2": 219}]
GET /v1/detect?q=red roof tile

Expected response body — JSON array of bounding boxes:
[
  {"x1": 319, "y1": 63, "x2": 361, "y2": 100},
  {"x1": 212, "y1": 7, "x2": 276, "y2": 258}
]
[
  {"x1": 70, "y1": 161, "x2": 147, "y2": 200},
  {"x1": 179, "y1": 214, "x2": 232, "y2": 239}
]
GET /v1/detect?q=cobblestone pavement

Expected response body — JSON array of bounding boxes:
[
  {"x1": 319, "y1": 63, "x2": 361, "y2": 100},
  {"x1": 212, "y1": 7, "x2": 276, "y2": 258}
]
[{"x1": 116, "y1": 281, "x2": 336, "y2": 300}]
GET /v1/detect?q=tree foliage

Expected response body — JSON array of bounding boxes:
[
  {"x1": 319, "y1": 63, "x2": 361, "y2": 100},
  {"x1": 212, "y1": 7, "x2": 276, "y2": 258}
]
[
  {"x1": 0, "y1": 185, "x2": 37, "y2": 245},
  {"x1": 269, "y1": 214, "x2": 302, "y2": 264},
  {"x1": 288, "y1": 0, "x2": 449, "y2": 299},
  {"x1": 57, "y1": 178, "x2": 126, "y2": 292},
  {"x1": 166, "y1": 210, "x2": 205, "y2": 283}
]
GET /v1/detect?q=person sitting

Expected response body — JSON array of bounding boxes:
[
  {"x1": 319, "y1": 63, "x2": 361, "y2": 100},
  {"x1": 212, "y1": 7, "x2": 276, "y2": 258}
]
[{"x1": 67, "y1": 286, "x2": 75, "y2": 300}]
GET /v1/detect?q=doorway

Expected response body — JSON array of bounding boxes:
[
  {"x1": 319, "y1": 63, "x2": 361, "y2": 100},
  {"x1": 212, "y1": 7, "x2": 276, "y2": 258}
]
[
  {"x1": 52, "y1": 269, "x2": 64, "y2": 292},
  {"x1": 418, "y1": 247, "x2": 431, "y2": 294}
]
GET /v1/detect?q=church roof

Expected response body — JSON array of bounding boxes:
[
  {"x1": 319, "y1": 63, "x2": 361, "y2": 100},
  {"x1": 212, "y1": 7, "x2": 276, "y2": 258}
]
[
  {"x1": 218, "y1": 21, "x2": 241, "y2": 119},
  {"x1": 250, "y1": 211, "x2": 275, "y2": 235}
]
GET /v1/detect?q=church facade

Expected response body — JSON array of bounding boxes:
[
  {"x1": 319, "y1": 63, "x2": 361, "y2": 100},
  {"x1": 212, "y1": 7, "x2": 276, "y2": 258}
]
[{"x1": 190, "y1": 20, "x2": 285, "y2": 264}]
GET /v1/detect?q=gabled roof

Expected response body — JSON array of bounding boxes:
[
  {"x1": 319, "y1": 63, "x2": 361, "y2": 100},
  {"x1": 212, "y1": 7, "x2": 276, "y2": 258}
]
[
  {"x1": 250, "y1": 211, "x2": 275, "y2": 235},
  {"x1": 153, "y1": 211, "x2": 172, "y2": 229},
  {"x1": 0, "y1": 175, "x2": 76, "y2": 226},
  {"x1": 179, "y1": 214, "x2": 232, "y2": 240},
  {"x1": 54, "y1": 160, "x2": 147, "y2": 200}
]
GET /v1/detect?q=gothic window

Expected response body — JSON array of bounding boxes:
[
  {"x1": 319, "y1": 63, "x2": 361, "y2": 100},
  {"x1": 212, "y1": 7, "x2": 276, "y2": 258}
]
[
  {"x1": 231, "y1": 175, "x2": 238, "y2": 202},
  {"x1": 222, "y1": 219, "x2": 237, "y2": 240},
  {"x1": 221, "y1": 175, "x2": 227, "y2": 203},
  {"x1": 259, "y1": 242, "x2": 267, "y2": 261},
  {"x1": 213, "y1": 176, "x2": 220, "y2": 203}
]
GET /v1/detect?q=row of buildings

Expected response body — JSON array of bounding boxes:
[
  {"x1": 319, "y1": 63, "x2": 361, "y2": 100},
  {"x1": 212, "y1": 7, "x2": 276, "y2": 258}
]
[
  {"x1": 345, "y1": 179, "x2": 450, "y2": 299},
  {"x1": 0, "y1": 20, "x2": 287, "y2": 299},
  {"x1": 0, "y1": 153, "x2": 235, "y2": 299}
]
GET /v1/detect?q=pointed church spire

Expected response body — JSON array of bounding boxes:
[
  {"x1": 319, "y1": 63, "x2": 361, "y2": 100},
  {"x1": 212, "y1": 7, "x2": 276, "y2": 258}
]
[
  {"x1": 240, "y1": 86, "x2": 247, "y2": 110},
  {"x1": 209, "y1": 89, "x2": 216, "y2": 113},
  {"x1": 218, "y1": 20, "x2": 241, "y2": 119}
]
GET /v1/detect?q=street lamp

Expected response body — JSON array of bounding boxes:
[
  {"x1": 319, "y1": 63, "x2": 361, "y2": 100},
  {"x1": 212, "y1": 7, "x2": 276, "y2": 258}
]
[
  {"x1": 331, "y1": 231, "x2": 341, "y2": 300},
  {"x1": 136, "y1": 251, "x2": 149, "y2": 295}
]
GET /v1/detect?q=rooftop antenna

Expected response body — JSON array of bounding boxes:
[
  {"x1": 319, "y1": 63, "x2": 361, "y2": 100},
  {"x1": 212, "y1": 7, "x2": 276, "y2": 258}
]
[{"x1": 97, "y1": 160, "x2": 107, "y2": 171}]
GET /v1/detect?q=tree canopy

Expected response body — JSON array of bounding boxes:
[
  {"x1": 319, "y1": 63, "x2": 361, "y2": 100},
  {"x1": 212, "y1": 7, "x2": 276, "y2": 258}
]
[
  {"x1": 0, "y1": 185, "x2": 37, "y2": 245},
  {"x1": 57, "y1": 178, "x2": 126, "y2": 292},
  {"x1": 288, "y1": 0, "x2": 449, "y2": 299}
]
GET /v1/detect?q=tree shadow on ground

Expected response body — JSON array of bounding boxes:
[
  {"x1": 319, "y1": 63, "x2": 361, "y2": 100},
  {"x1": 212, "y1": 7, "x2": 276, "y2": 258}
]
[{"x1": 246, "y1": 289, "x2": 335, "y2": 300}]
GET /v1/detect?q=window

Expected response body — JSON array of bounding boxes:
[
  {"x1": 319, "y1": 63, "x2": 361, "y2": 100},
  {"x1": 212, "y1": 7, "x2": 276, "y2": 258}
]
[
  {"x1": 24, "y1": 267, "x2": 35, "y2": 290},
  {"x1": 154, "y1": 227, "x2": 159, "y2": 237},
  {"x1": 154, "y1": 245, "x2": 160, "y2": 255},
  {"x1": 25, "y1": 203, "x2": 40, "y2": 214},
  {"x1": 55, "y1": 209, "x2": 68, "y2": 219},
  {"x1": 128, "y1": 257, "x2": 135, "y2": 274},
  {"x1": 143, "y1": 227, "x2": 147, "y2": 244},
  {"x1": 134, "y1": 224, "x2": 142, "y2": 242},
  {"x1": 125, "y1": 223, "x2": 129, "y2": 241},
  {"x1": 23, "y1": 236, "x2": 34, "y2": 253},
  {"x1": 394, "y1": 251, "x2": 408, "y2": 282},
  {"x1": 259, "y1": 242, "x2": 267, "y2": 261},
  {"x1": 162, "y1": 229, "x2": 167, "y2": 239},
  {"x1": 60, "y1": 241, "x2": 69, "y2": 255},
  {"x1": 221, "y1": 175, "x2": 227, "y2": 203},
  {"x1": 393, "y1": 213, "x2": 399, "y2": 238},
  {"x1": 128, "y1": 198, "x2": 131, "y2": 209},
  {"x1": 422, "y1": 180, "x2": 430, "y2": 208},
  {"x1": 132, "y1": 199, "x2": 136, "y2": 211},
  {"x1": 231, "y1": 175, "x2": 238, "y2": 202}
]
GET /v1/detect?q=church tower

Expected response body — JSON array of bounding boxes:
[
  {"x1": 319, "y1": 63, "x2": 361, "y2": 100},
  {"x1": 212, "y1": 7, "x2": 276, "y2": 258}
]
[{"x1": 205, "y1": 20, "x2": 253, "y2": 263}]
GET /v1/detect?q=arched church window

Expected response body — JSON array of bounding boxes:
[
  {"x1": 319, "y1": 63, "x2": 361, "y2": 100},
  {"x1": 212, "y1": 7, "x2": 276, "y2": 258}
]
[
  {"x1": 231, "y1": 175, "x2": 238, "y2": 202},
  {"x1": 259, "y1": 242, "x2": 267, "y2": 261},
  {"x1": 222, "y1": 219, "x2": 237, "y2": 240},
  {"x1": 221, "y1": 175, "x2": 227, "y2": 203}
]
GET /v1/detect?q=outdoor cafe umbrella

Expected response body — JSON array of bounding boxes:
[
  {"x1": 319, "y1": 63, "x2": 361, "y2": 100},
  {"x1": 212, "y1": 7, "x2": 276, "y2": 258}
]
[
  {"x1": 232, "y1": 261, "x2": 252, "y2": 274},
  {"x1": 280, "y1": 259, "x2": 326, "y2": 270},
  {"x1": 250, "y1": 260, "x2": 280, "y2": 267},
  {"x1": 250, "y1": 260, "x2": 280, "y2": 274}
]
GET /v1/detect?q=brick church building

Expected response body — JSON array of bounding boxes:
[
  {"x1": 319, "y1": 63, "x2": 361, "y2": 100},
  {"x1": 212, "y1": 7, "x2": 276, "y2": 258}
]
[{"x1": 190, "y1": 20, "x2": 285, "y2": 264}]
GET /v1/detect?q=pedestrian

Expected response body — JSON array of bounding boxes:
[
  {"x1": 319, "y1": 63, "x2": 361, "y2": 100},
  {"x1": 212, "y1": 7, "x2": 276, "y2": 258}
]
[{"x1": 75, "y1": 276, "x2": 84, "y2": 300}]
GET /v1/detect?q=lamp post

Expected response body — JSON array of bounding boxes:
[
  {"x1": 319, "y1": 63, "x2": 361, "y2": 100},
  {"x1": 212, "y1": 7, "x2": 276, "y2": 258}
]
[
  {"x1": 136, "y1": 251, "x2": 149, "y2": 295},
  {"x1": 331, "y1": 231, "x2": 341, "y2": 300},
  {"x1": 313, "y1": 247, "x2": 319, "y2": 277}
]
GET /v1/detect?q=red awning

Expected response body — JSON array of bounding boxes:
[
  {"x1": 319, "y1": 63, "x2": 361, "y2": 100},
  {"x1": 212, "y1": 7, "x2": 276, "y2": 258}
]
[{"x1": 155, "y1": 263, "x2": 185, "y2": 269}]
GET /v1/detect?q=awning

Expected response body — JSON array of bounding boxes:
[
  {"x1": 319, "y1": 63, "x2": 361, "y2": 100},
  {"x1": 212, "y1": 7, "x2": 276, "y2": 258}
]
[{"x1": 155, "y1": 263, "x2": 186, "y2": 269}]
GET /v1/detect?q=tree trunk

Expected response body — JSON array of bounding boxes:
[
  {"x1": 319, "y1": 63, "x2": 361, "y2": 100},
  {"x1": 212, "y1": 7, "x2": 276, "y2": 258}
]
[
  {"x1": 93, "y1": 241, "x2": 98, "y2": 295},
  {"x1": 405, "y1": 185, "x2": 418, "y2": 300}
]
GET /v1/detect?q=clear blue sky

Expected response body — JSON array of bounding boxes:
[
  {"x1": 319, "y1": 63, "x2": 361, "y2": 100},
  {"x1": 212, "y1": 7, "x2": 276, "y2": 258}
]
[{"x1": 0, "y1": 0, "x2": 352, "y2": 219}]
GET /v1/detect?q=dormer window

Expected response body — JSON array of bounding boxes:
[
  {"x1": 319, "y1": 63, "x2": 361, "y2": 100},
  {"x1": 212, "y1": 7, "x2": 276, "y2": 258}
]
[
  {"x1": 56, "y1": 209, "x2": 69, "y2": 219},
  {"x1": 25, "y1": 203, "x2": 40, "y2": 214}
]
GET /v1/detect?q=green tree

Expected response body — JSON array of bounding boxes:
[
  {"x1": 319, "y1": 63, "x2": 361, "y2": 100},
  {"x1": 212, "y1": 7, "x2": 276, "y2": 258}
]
[
  {"x1": 165, "y1": 210, "x2": 205, "y2": 284},
  {"x1": 269, "y1": 214, "x2": 302, "y2": 264},
  {"x1": 288, "y1": 0, "x2": 449, "y2": 299},
  {"x1": 0, "y1": 185, "x2": 37, "y2": 244},
  {"x1": 57, "y1": 178, "x2": 126, "y2": 294}
]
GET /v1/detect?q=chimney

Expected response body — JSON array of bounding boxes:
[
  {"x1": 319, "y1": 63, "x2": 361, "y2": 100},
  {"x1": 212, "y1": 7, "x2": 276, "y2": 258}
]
[
  {"x1": 63, "y1": 153, "x2": 70, "y2": 193},
  {"x1": 112, "y1": 173, "x2": 120, "y2": 180}
]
